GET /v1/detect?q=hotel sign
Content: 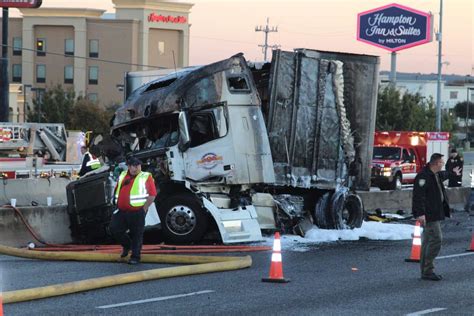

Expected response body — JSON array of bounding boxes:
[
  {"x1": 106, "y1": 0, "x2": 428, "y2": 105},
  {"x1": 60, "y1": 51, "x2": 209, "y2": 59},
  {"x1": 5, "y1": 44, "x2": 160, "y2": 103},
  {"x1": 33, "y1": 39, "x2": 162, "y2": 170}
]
[
  {"x1": 148, "y1": 13, "x2": 187, "y2": 24},
  {"x1": 0, "y1": 0, "x2": 42, "y2": 8},
  {"x1": 357, "y1": 3, "x2": 431, "y2": 52}
]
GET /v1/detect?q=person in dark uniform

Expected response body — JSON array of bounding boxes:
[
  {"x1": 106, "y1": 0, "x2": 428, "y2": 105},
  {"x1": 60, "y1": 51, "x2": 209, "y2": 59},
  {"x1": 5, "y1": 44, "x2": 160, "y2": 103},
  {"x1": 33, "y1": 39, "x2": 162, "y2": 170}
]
[
  {"x1": 445, "y1": 148, "x2": 463, "y2": 187},
  {"x1": 412, "y1": 153, "x2": 461, "y2": 281},
  {"x1": 110, "y1": 157, "x2": 157, "y2": 265}
]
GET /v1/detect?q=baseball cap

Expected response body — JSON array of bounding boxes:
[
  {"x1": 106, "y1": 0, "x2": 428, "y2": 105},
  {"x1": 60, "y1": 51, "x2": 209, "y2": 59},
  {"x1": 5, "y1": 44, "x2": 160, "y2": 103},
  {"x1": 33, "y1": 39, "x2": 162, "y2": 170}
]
[
  {"x1": 127, "y1": 156, "x2": 142, "y2": 166},
  {"x1": 450, "y1": 148, "x2": 457, "y2": 153}
]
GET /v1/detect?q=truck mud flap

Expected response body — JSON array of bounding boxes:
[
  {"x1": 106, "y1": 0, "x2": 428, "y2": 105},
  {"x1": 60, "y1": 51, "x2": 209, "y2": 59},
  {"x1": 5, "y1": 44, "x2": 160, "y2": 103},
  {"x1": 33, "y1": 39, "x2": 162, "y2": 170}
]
[{"x1": 202, "y1": 197, "x2": 263, "y2": 244}]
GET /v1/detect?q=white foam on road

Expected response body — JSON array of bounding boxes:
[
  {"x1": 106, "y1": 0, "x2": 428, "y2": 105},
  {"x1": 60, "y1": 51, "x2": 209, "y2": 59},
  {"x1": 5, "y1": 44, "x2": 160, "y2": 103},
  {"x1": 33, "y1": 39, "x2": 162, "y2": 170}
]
[{"x1": 262, "y1": 221, "x2": 415, "y2": 251}]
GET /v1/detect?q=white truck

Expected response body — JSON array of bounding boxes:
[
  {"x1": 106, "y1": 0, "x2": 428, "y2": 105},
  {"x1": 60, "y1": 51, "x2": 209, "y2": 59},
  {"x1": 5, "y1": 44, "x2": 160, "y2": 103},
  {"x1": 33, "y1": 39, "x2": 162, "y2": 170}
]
[{"x1": 93, "y1": 49, "x2": 379, "y2": 244}]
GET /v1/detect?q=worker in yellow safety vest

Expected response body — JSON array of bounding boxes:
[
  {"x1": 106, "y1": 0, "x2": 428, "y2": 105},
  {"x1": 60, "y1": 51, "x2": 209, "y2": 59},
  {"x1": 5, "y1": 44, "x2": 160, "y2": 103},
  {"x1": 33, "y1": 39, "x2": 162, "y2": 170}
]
[
  {"x1": 79, "y1": 146, "x2": 101, "y2": 176},
  {"x1": 110, "y1": 156, "x2": 157, "y2": 265}
]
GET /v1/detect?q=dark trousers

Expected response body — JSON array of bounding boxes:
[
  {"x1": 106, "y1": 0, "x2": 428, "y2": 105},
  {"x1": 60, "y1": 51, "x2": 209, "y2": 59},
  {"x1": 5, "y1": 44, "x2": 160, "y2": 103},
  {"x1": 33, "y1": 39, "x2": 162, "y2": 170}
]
[
  {"x1": 110, "y1": 209, "x2": 145, "y2": 260},
  {"x1": 420, "y1": 221, "x2": 442, "y2": 276}
]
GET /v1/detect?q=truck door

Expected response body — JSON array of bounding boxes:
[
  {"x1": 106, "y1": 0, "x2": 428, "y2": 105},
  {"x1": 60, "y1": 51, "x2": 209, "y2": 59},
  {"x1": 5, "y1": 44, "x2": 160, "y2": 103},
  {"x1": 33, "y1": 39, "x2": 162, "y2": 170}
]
[
  {"x1": 402, "y1": 148, "x2": 416, "y2": 183},
  {"x1": 183, "y1": 105, "x2": 236, "y2": 182}
]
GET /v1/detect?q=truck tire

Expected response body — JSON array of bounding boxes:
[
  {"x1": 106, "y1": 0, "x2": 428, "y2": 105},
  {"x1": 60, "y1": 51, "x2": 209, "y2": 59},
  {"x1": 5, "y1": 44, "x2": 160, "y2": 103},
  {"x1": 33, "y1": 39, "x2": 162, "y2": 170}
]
[
  {"x1": 159, "y1": 194, "x2": 209, "y2": 244},
  {"x1": 313, "y1": 192, "x2": 335, "y2": 229},
  {"x1": 390, "y1": 174, "x2": 402, "y2": 191},
  {"x1": 331, "y1": 190, "x2": 364, "y2": 229}
]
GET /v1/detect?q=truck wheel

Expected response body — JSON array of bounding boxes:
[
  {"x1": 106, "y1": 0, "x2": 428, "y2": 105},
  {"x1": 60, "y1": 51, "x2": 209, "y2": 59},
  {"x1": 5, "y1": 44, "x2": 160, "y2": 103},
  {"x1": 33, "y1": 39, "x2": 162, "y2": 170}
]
[
  {"x1": 390, "y1": 174, "x2": 402, "y2": 190},
  {"x1": 313, "y1": 192, "x2": 335, "y2": 229},
  {"x1": 159, "y1": 194, "x2": 209, "y2": 244},
  {"x1": 331, "y1": 190, "x2": 364, "y2": 229}
]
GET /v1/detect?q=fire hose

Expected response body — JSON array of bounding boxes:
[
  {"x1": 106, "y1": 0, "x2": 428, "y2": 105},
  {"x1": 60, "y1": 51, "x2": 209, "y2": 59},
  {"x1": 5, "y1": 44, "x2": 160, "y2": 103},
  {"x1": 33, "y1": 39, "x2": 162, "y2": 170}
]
[
  {"x1": 0, "y1": 244, "x2": 252, "y2": 304},
  {"x1": 2, "y1": 204, "x2": 271, "y2": 253}
]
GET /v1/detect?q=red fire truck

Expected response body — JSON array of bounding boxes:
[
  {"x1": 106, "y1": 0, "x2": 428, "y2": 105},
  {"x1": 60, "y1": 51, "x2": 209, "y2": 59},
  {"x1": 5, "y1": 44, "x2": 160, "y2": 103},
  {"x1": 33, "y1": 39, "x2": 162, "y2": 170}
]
[{"x1": 371, "y1": 131, "x2": 449, "y2": 190}]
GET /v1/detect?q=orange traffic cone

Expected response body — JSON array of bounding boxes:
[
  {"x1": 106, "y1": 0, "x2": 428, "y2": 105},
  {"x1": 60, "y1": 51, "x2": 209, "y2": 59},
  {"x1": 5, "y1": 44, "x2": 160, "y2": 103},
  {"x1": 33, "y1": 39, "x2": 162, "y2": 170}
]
[
  {"x1": 262, "y1": 232, "x2": 290, "y2": 283},
  {"x1": 467, "y1": 233, "x2": 474, "y2": 252},
  {"x1": 405, "y1": 220, "x2": 422, "y2": 262}
]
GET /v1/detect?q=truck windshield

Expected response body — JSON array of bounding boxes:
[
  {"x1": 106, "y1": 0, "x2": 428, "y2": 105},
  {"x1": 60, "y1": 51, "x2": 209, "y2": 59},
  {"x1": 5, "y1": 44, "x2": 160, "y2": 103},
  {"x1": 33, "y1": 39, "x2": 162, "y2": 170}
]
[{"x1": 373, "y1": 147, "x2": 401, "y2": 160}]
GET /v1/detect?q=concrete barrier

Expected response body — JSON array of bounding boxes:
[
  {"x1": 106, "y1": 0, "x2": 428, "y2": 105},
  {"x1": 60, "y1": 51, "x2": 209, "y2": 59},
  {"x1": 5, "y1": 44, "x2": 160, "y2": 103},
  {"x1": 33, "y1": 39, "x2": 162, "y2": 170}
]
[
  {"x1": 0, "y1": 188, "x2": 470, "y2": 247},
  {"x1": 358, "y1": 187, "x2": 471, "y2": 213},
  {"x1": 0, "y1": 205, "x2": 72, "y2": 247},
  {"x1": 0, "y1": 178, "x2": 70, "y2": 207}
]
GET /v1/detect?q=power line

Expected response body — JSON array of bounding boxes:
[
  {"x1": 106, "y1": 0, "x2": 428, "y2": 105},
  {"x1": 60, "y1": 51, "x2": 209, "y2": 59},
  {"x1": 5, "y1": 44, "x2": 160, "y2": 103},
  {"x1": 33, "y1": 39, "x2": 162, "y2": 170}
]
[
  {"x1": 0, "y1": 44, "x2": 166, "y2": 69},
  {"x1": 255, "y1": 18, "x2": 279, "y2": 62}
]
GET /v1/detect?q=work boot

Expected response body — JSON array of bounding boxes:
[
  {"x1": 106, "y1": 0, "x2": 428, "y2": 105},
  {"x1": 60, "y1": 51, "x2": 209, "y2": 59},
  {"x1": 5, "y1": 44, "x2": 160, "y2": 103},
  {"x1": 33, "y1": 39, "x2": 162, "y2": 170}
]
[
  {"x1": 421, "y1": 273, "x2": 442, "y2": 281},
  {"x1": 120, "y1": 248, "x2": 130, "y2": 258},
  {"x1": 128, "y1": 258, "x2": 140, "y2": 265}
]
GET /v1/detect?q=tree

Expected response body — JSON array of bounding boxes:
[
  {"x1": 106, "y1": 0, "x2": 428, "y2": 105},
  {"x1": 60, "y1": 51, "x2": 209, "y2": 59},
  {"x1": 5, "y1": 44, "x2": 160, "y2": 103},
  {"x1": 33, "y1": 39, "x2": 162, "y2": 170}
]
[
  {"x1": 27, "y1": 84, "x2": 75, "y2": 124},
  {"x1": 26, "y1": 84, "x2": 114, "y2": 134},
  {"x1": 453, "y1": 101, "x2": 474, "y2": 121},
  {"x1": 376, "y1": 86, "x2": 454, "y2": 132},
  {"x1": 69, "y1": 99, "x2": 113, "y2": 134}
]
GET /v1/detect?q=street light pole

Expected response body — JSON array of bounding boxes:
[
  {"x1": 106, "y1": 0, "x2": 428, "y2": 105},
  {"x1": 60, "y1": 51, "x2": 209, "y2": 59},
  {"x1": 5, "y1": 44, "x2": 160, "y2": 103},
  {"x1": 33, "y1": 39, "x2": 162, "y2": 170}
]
[
  {"x1": 467, "y1": 88, "x2": 474, "y2": 138},
  {"x1": 435, "y1": 0, "x2": 443, "y2": 131}
]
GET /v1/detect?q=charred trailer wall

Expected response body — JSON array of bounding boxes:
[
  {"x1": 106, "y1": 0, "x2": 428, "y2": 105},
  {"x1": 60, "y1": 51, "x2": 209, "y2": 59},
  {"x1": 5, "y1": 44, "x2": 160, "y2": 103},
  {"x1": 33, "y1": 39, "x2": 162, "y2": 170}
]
[
  {"x1": 300, "y1": 50, "x2": 379, "y2": 191},
  {"x1": 262, "y1": 49, "x2": 379, "y2": 191}
]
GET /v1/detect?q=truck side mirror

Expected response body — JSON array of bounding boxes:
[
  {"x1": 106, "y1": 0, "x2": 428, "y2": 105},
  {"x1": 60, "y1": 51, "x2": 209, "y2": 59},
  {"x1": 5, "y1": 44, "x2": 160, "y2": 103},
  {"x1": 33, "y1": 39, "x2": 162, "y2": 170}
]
[{"x1": 178, "y1": 111, "x2": 191, "y2": 151}]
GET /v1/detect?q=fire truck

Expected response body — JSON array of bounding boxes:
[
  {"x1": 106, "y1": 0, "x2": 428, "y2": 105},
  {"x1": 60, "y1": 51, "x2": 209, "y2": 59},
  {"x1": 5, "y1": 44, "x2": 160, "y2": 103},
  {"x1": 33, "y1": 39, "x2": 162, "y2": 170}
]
[
  {"x1": 371, "y1": 131, "x2": 450, "y2": 190},
  {"x1": 0, "y1": 123, "x2": 83, "y2": 179}
]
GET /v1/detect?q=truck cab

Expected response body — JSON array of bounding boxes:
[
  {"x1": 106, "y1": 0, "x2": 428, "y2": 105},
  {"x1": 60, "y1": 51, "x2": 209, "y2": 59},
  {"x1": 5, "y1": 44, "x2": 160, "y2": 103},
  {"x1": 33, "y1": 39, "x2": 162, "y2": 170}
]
[
  {"x1": 371, "y1": 145, "x2": 418, "y2": 190},
  {"x1": 370, "y1": 131, "x2": 449, "y2": 190}
]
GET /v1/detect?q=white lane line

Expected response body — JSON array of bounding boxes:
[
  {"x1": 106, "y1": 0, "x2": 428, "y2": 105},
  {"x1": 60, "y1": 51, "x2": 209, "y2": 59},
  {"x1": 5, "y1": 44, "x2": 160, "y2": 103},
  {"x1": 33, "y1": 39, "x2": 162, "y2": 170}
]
[
  {"x1": 406, "y1": 307, "x2": 447, "y2": 316},
  {"x1": 437, "y1": 252, "x2": 474, "y2": 260},
  {"x1": 96, "y1": 290, "x2": 215, "y2": 309}
]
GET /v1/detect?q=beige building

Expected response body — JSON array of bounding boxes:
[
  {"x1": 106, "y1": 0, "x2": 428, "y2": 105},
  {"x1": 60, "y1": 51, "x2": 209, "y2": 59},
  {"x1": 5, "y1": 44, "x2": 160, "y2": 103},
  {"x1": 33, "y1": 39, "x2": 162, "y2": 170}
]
[{"x1": 0, "y1": 0, "x2": 193, "y2": 122}]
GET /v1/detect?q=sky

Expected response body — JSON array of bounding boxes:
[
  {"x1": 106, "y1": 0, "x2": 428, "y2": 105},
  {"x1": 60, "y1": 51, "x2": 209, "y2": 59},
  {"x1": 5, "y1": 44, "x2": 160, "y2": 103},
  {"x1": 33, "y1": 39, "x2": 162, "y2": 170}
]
[{"x1": 4, "y1": 0, "x2": 474, "y2": 75}]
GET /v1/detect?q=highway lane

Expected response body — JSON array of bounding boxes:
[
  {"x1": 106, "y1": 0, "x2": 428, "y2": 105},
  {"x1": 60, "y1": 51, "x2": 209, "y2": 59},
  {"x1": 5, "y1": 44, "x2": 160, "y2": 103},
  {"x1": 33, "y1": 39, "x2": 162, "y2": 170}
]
[{"x1": 2, "y1": 211, "x2": 473, "y2": 315}]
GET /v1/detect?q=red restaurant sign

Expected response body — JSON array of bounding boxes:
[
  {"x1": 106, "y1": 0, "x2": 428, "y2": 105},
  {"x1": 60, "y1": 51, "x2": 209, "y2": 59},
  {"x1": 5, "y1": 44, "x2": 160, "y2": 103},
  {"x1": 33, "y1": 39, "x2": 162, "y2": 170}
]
[
  {"x1": 0, "y1": 0, "x2": 42, "y2": 8},
  {"x1": 148, "y1": 13, "x2": 187, "y2": 24}
]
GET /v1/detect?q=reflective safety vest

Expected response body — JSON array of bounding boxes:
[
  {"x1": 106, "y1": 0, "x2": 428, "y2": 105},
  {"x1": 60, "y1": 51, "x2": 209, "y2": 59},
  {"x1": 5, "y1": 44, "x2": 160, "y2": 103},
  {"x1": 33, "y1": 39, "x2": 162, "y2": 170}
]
[
  {"x1": 115, "y1": 171, "x2": 152, "y2": 207},
  {"x1": 85, "y1": 152, "x2": 101, "y2": 170}
]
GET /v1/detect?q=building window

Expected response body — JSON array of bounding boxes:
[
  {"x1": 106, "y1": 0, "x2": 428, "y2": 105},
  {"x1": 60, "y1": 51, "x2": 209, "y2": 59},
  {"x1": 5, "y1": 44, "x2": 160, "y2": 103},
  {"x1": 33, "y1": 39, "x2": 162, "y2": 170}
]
[
  {"x1": 89, "y1": 66, "x2": 98, "y2": 85},
  {"x1": 158, "y1": 41, "x2": 165, "y2": 55},
  {"x1": 65, "y1": 39, "x2": 74, "y2": 56},
  {"x1": 89, "y1": 39, "x2": 99, "y2": 58},
  {"x1": 12, "y1": 37, "x2": 22, "y2": 56},
  {"x1": 12, "y1": 64, "x2": 22, "y2": 82},
  {"x1": 64, "y1": 65, "x2": 74, "y2": 84},
  {"x1": 36, "y1": 64, "x2": 46, "y2": 83},
  {"x1": 449, "y1": 91, "x2": 458, "y2": 99},
  {"x1": 36, "y1": 38, "x2": 46, "y2": 56},
  {"x1": 87, "y1": 93, "x2": 98, "y2": 102}
]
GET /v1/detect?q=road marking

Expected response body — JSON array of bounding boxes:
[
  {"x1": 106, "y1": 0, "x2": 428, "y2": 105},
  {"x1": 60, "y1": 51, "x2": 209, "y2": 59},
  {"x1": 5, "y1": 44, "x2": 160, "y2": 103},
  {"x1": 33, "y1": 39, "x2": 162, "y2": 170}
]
[
  {"x1": 406, "y1": 307, "x2": 447, "y2": 315},
  {"x1": 96, "y1": 290, "x2": 215, "y2": 309},
  {"x1": 437, "y1": 252, "x2": 474, "y2": 260}
]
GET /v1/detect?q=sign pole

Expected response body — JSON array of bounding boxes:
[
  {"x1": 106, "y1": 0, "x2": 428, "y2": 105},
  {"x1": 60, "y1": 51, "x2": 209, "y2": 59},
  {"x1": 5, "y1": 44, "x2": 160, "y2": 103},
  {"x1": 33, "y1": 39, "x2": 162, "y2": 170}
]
[
  {"x1": 390, "y1": 52, "x2": 397, "y2": 87},
  {"x1": 0, "y1": 7, "x2": 9, "y2": 122}
]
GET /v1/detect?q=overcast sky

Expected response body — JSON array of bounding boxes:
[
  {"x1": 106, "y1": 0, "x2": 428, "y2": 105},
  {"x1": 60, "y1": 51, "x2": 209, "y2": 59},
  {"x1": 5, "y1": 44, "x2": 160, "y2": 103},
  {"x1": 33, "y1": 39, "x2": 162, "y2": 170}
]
[{"x1": 4, "y1": 0, "x2": 473, "y2": 75}]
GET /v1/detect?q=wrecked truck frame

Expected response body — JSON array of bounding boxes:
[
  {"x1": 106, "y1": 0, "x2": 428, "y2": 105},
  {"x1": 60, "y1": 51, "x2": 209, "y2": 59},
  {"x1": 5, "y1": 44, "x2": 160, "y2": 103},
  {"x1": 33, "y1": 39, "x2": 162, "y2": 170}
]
[{"x1": 110, "y1": 49, "x2": 379, "y2": 244}]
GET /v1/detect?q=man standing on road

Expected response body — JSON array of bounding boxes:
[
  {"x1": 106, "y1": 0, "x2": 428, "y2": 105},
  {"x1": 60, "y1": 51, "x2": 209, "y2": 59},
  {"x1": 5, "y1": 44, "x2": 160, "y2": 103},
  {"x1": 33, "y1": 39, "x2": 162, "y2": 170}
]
[
  {"x1": 110, "y1": 157, "x2": 157, "y2": 265},
  {"x1": 446, "y1": 148, "x2": 463, "y2": 187},
  {"x1": 412, "y1": 153, "x2": 460, "y2": 281}
]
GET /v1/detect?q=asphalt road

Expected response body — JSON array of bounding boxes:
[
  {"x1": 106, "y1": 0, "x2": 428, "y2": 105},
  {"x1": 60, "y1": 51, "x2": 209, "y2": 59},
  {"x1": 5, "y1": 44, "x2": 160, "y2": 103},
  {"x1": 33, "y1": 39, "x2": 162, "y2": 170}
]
[{"x1": 1, "y1": 211, "x2": 473, "y2": 315}]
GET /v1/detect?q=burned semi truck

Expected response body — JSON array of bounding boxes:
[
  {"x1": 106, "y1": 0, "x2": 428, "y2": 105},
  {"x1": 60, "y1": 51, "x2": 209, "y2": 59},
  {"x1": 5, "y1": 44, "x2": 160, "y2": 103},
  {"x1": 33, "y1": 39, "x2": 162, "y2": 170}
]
[{"x1": 109, "y1": 49, "x2": 379, "y2": 244}]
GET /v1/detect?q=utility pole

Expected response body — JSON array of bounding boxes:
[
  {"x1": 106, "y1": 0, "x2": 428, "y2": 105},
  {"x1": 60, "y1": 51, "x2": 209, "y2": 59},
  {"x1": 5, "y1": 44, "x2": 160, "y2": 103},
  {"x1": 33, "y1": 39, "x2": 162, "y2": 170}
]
[
  {"x1": 255, "y1": 18, "x2": 278, "y2": 62},
  {"x1": 0, "y1": 7, "x2": 9, "y2": 122},
  {"x1": 435, "y1": 0, "x2": 443, "y2": 131}
]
